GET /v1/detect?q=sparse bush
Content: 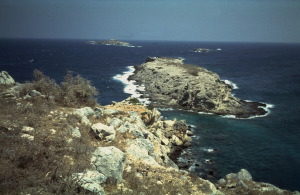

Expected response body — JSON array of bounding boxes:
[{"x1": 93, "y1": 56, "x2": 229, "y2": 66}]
[
  {"x1": 19, "y1": 70, "x2": 99, "y2": 108},
  {"x1": 60, "y1": 71, "x2": 99, "y2": 107},
  {"x1": 147, "y1": 103, "x2": 155, "y2": 110},
  {"x1": 128, "y1": 97, "x2": 141, "y2": 105}
]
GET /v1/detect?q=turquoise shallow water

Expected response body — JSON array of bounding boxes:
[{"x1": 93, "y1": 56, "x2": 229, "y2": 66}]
[{"x1": 1, "y1": 39, "x2": 300, "y2": 190}]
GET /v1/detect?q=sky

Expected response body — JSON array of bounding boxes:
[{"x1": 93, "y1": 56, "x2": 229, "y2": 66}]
[{"x1": 0, "y1": 0, "x2": 300, "y2": 43}]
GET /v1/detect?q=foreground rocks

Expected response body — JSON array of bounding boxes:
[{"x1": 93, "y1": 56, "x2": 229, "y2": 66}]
[{"x1": 129, "y1": 57, "x2": 267, "y2": 118}]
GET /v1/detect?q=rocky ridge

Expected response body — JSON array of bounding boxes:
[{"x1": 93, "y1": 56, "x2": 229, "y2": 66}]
[{"x1": 129, "y1": 57, "x2": 267, "y2": 118}]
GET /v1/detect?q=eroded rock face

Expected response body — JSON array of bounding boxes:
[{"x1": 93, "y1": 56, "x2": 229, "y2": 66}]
[
  {"x1": 91, "y1": 146, "x2": 126, "y2": 184},
  {"x1": 129, "y1": 57, "x2": 267, "y2": 118},
  {"x1": 0, "y1": 71, "x2": 15, "y2": 85}
]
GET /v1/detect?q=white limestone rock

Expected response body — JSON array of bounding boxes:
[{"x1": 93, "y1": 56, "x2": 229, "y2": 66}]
[
  {"x1": 91, "y1": 123, "x2": 116, "y2": 142},
  {"x1": 0, "y1": 71, "x2": 15, "y2": 85},
  {"x1": 91, "y1": 146, "x2": 126, "y2": 184}
]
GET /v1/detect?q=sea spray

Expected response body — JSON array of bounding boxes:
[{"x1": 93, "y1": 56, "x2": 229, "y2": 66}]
[{"x1": 113, "y1": 66, "x2": 151, "y2": 105}]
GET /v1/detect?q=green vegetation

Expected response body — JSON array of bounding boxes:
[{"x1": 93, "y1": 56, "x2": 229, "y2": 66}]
[{"x1": 128, "y1": 97, "x2": 142, "y2": 105}]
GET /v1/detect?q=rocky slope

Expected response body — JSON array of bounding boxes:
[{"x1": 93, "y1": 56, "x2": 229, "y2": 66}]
[
  {"x1": 129, "y1": 57, "x2": 267, "y2": 118},
  {"x1": 1, "y1": 71, "x2": 298, "y2": 195}
]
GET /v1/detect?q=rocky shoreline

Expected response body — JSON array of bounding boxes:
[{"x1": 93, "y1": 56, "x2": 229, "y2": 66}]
[
  {"x1": 1, "y1": 71, "x2": 298, "y2": 194},
  {"x1": 129, "y1": 57, "x2": 268, "y2": 118}
]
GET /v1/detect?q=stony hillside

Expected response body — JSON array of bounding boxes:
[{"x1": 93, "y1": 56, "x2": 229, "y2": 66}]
[{"x1": 0, "y1": 70, "x2": 298, "y2": 195}]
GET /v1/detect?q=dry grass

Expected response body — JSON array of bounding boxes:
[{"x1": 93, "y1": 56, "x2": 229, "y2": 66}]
[
  {"x1": 0, "y1": 71, "x2": 100, "y2": 194},
  {"x1": 105, "y1": 162, "x2": 209, "y2": 195}
]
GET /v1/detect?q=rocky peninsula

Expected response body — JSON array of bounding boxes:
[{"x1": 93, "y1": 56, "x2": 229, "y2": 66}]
[
  {"x1": 129, "y1": 57, "x2": 267, "y2": 118},
  {"x1": 87, "y1": 39, "x2": 133, "y2": 47},
  {"x1": 0, "y1": 71, "x2": 298, "y2": 195}
]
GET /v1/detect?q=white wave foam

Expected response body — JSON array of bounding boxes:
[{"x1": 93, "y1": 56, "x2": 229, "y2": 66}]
[
  {"x1": 223, "y1": 79, "x2": 239, "y2": 89},
  {"x1": 126, "y1": 45, "x2": 142, "y2": 48},
  {"x1": 113, "y1": 66, "x2": 150, "y2": 105},
  {"x1": 158, "y1": 107, "x2": 175, "y2": 111},
  {"x1": 198, "y1": 111, "x2": 214, "y2": 115},
  {"x1": 201, "y1": 147, "x2": 216, "y2": 153}
]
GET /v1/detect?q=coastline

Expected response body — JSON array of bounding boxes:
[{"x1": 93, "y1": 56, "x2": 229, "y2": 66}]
[
  {"x1": 113, "y1": 61, "x2": 273, "y2": 120},
  {"x1": 1, "y1": 70, "x2": 298, "y2": 194}
]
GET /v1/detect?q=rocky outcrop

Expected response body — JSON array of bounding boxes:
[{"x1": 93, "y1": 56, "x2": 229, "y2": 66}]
[
  {"x1": 217, "y1": 169, "x2": 300, "y2": 195},
  {"x1": 87, "y1": 39, "x2": 132, "y2": 47},
  {"x1": 91, "y1": 146, "x2": 126, "y2": 184},
  {"x1": 129, "y1": 57, "x2": 267, "y2": 118},
  {"x1": 0, "y1": 71, "x2": 15, "y2": 85},
  {"x1": 91, "y1": 123, "x2": 116, "y2": 141},
  {"x1": 72, "y1": 170, "x2": 107, "y2": 195}
]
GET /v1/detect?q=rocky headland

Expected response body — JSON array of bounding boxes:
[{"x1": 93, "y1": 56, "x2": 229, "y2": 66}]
[
  {"x1": 129, "y1": 57, "x2": 267, "y2": 118},
  {"x1": 87, "y1": 39, "x2": 133, "y2": 47},
  {"x1": 0, "y1": 71, "x2": 298, "y2": 194}
]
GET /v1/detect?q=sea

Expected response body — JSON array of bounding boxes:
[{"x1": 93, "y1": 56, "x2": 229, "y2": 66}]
[{"x1": 1, "y1": 38, "x2": 300, "y2": 191}]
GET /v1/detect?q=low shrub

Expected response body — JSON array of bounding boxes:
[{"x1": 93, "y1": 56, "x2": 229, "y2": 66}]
[
  {"x1": 19, "y1": 70, "x2": 99, "y2": 108},
  {"x1": 60, "y1": 71, "x2": 99, "y2": 107},
  {"x1": 128, "y1": 98, "x2": 141, "y2": 105}
]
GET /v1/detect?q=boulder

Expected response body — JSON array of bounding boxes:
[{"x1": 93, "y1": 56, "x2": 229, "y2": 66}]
[
  {"x1": 0, "y1": 71, "x2": 15, "y2": 85},
  {"x1": 224, "y1": 169, "x2": 252, "y2": 183},
  {"x1": 29, "y1": 90, "x2": 42, "y2": 97},
  {"x1": 71, "y1": 127, "x2": 81, "y2": 138},
  {"x1": 22, "y1": 126, "x2": 35, "y2": 134},
  {"x1": 20, "y1": 133, "x2": 34, "y2": 141},
  {"x1": 91, "y1": 123, "x2": 116, "y2": 142},
  {"x1": 109, "y1": 117, "x2": 123, "y2": 128},
  {"x1": 122, "y1": 121, "x2": 144, "y2": 138},
  {"x1": 237, "y1": 169, "x2": 253, "y2": 181},
  {"x1": 74, "y1": 107, "x2": 95, "y2": 117},
  {"x1": 91, "y1": 146, "x2": 126, "y2": 184},
  {"x1": 126, "y1": 138, "x2": 159, "y2": 166},
  {"x1": 74, "y1": 107, "x2": 95, "y2": 125},
  {"x1": 73, "y1": 170, "x2": 106, "y2": 195}
]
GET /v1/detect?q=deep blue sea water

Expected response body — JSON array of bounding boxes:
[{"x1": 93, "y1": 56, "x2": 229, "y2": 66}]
[{"x1": 1, "y1": 39, "x2": 300, "y2": 191}]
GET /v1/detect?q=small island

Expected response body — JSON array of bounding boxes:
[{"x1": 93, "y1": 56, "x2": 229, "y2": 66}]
[
  {"x1": 193, "y1": 48, "x2": 213, "y2": 53},
  {"x1": 129, "y1": 57, "x2": 267, "y2": 118},
  {"x1": 87, "y1": 39, "x2": 133, "y2": 47}
]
